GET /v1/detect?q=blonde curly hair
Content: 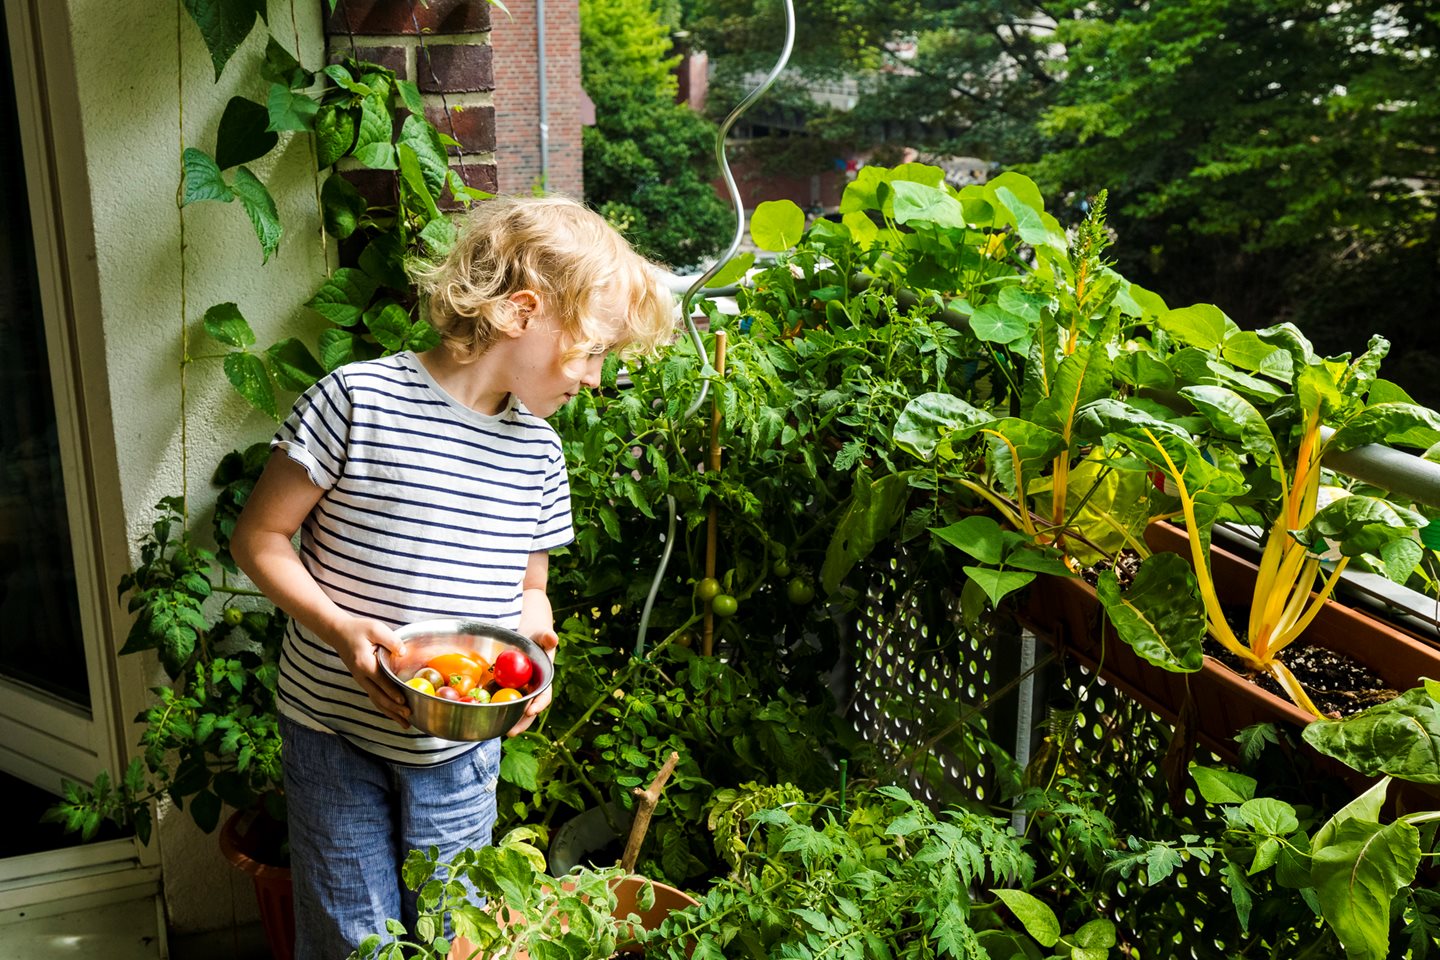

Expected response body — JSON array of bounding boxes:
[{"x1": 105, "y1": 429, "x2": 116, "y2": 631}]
[{"x1": 411, "y1": 196, "x2": 676, "y2": 363}]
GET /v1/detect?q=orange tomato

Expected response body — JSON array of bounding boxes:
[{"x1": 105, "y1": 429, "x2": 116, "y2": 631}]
[
  {"x1": 490, "y1": 688, "x2": 523, "y2": 704},
  {"x1": 425, "y1": 652, "x2": 493, "y2": 696}
]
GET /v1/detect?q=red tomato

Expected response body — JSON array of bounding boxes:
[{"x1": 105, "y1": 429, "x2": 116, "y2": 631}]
[
  {"x1": 435, "y1": 685, "x2": 464, "y2": 701},
  {"x1": 494, "y1": 650, "x2": 534, "y2": 689}
]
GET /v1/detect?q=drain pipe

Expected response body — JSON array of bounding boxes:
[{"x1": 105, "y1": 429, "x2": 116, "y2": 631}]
[{"x1": 536, "y1": 0, "x2": 549, "y2": 187}]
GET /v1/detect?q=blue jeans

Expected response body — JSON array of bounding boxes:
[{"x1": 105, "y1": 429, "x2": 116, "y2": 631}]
[{"x1": 280, "y1": 716, "x2": 502, "y2": 960}]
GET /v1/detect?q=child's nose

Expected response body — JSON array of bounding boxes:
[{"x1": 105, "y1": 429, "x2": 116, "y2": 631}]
[{"x1": 580, "y1": 355, "x2": 604, "y2": 387}]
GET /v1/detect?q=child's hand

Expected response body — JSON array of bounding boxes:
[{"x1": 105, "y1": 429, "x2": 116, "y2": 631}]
[
  {"x1": 328, "y1": 617, "x2": 411, "y2": 729},
  {"x1": 507, "y1": 627, "x2": 557, "y2": 737}
]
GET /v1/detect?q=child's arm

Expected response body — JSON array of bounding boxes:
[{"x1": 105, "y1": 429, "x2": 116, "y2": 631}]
[
  {"x1": 231, "y1": 451, "x2": 411, "y2": 728},
  {"x1": 509, "y1": 550, "x2": 558, "y2": 736}
]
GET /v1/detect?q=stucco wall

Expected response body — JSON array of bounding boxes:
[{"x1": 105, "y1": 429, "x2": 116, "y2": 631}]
[{"x1": 64, "y1": 0, "x2": 331, "y2": 937}]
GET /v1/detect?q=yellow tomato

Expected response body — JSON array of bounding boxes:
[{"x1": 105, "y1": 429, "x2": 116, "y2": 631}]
[
  {"x1": 406, "y1": 677, "x2": 436, "y2": 696},
  {"x1": 490, "y1": 688, "x2": 523, "y2": 704}
]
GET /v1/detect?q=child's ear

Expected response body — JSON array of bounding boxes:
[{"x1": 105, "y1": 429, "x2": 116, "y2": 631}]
[{"x1": 509, "y1": 290, "x2": 542, "y2": 328}]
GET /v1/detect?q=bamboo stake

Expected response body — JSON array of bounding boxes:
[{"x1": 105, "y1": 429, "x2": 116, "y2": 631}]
[
  {"x1": 702, "y1": 332, "x2": 728, "y2": 657},
  {"x1": 620, "y1": 751, "x2": 680, "y2": 873}
]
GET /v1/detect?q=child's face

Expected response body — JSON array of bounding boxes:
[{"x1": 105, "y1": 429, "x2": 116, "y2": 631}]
[{"x1": 508, "y1": 288, "x2": 624, "y2": 418}]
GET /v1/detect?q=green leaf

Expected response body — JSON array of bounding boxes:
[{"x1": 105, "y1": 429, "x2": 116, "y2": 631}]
[
  {"x1": 418, "y1": 217, "x2": 457, "y2": 259},
  {"x1": 215, "y1": 96, "x2": 277, "y2": 169},
  {"x1": 893, "y1": 392, "x2": 992, "y2": 461},
  {"x1": 230, "y1": 167, "x2": 283, "y2": 263},
  {"x1": 1068, "y1": 918, "x2": 1117, "y2": 960},
  {"x1": 397, "y1": 79, "x2": 425, "y2": 116},
  {"x1": 364, "y1": 301, "x2": 410, "y2": 353},
  {"x1": 180, "y1": 148, "x2": 232, "y2": 205},
  {"x1": 202, "y1": 302, "x2": 254, "y2": 348},
  {"x1": 1379, "y1": 537, "x2": 1423, "y2": 583},
  {"x1": 1158, "y1": 304, "x2": 1229, "y2": 350},
  {"x1": 353, "y1": 141, "x2": 396, "y2": 170},
  {"x1": 266, "y1": 338, "x2": 325, "y2": 391},
  {"x1": 1031, "y1": 335, "x2": 1113, "y2": 442},
  {"x1": 306, "y1": 268, "x2": 378, "y2": 326},
  {"x1": 1180, "y1": 385, "x2": 1277, "y2": 460},
  {"x1": 1302, "y1": 688, "x2": 1440, "y2": 784},
  {"x1": 181, "y1": 0, "x2": 266, "y2": 80},
  {"x1": 707, "y1": 252, "x2": 755, "y2": 287},
  {"x1": 821, "y1": 472, "x2": 909, "y2": 595},
  {"x1": 1189, "y1": 763, "x2": 1257, "y2": 805},
  {"x1": 1300, "y1": 494, "x2": 1424, "y2": 557},
  {"x1": 259, "y1": 35, "x2": 308, "y2": 87},
  {"x1": 930, "y1": 516, "x2": 1006, "y2": 565},
  {"x1": 321, "y1": 174, "x2": 367, "y2": 240},
  {"x1": 314, "y1": 103, "x2": 358, "y2": 168},
  {"x1": 322, "y1": 63, "x2": 371, "y2": 95},
  {"x1": 224, "y1": 351, "x2": 278, "y2": 419},
  {"x1": 1234, "y1": 798, "x2": 1299, "y2": 837},
  {"x1": 266, "y1": 83, "x2": 319, "y2": 133},
  {"x1": 360, "y1": 230, "x2": 408, "y2": 290},
  {"x1": 891, "y1": 181, "x2": 966, "y2": 230},
  {"x1": 1095, "y1": 552, "x2": 1205, "y2": 673},
  {"x1": 1222, "y1": 330, "x2": 1289, "y2": 377},
  {"x1": 1330, "y1": 403, "x2": 1440, "y2": 452},
  {"x1": 190, "y1": 788, "x2": 223, "y2": 833},
  {"x1": 993, "y1": 185, "x2": 1064, "y2": 250},
  {"x1": 750, "y1": 199, "x2": 805, "y2": 252},
  {"x1": 1311, "y1": 818, "x2": 1422, "y2": 960},
  {"x1": 963, "y1": 567, "x2": 1036, "y2": 607},
  {"x1": 990, "y1": 889, "x2": 1059, "y2": 948},
  {"x1": 397, "y1": 143, "x2": 441, "y2": 224},
  {"x1": 398, "y1": 115, "x2": 449, "y2": 198},
  {"x1": 970, "y1": 303, "x2": 1028, "y2": 345},
  {"x1": 1315, "y1": 777, "x2": 1389, "y2": 852}
]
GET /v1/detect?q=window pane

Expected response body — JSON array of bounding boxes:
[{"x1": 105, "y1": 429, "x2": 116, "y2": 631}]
[{"x1": 0, "y1": 10, "x2": 88, "y2": 708}]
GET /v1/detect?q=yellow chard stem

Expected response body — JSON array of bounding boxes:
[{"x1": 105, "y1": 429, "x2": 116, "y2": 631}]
[
  {"x1": 1268, "y1": 659, "x2": 1326, "y2": 719},
  {"x1": 1269, "y1": 556, "x2": 1350, "y2": 657},
  {"x1": 1255, "y1": 537, "x2": 1310, "y2": 658},
  {"x1": 1247, "y1": 521, "x2": 1289, "y2": 644},
  {"x1": 1270, "y1": 555, "x2": 1321, "y2": 649},
  {"x1": 954, "y1": 477, "x2": 1029, "y2": 536},
  {"x1": 1052, "y1": 455, "x2": 1070, "y2": 530},
  {"x1": 982, "y1": 429, "x2": 1036, "y2": 538}
]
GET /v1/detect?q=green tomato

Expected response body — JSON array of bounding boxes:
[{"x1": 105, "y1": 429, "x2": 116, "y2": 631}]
[
  {"x1": 786, "y1": 577, "x2": 815, "y2": 605},
  {"x1": 711, "y1": 594, "x2": 738, "y2": 618},
  {"x1": 695, "y1": 577, "x2": 721, "y2": 602},
  {"x1": 222, "y1": 606, "x2": 245, "y2": 627},
  {"x1": 772, "y1": 559, "x2": 792, "y2": 578}
]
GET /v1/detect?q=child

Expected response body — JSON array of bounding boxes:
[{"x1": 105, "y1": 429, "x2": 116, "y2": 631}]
[{"x1": 231, "y1": 195, "x2": 675, "y2": 959}]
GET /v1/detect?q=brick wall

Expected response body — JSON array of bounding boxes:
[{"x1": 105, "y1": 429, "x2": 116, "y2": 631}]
[
  {"x1": 490, "y1": 0, "x2": 587, "y2": 198},
  {"x1": 325, "y1": 0, "x2": 510, "y2": 207}
]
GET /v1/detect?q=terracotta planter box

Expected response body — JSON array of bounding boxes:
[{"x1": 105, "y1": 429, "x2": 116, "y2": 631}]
[{"x1": 1023, "y1": 523, "x2": 1440, "y2": 772}]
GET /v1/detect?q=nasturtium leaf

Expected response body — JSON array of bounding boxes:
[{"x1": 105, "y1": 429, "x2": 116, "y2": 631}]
[
  {"x1": 707, "y1": 252, "x2": 755, "y2": 287},
  {"x1": 1189, "y1": 763, "x2": 1257, "y2": 805},
  {"x1": 321, "y1": 173, "x2": 367, "y2": 239},
  {"x1": 1302, "y1": 688, "x2": 1440, "y2": 784},
  {"x1": 893, "y1": 392, "x2": 992, "y2": 461},
  {"x1": 1329, "y1": 403, "x2": 1440, "y2": 452},
  {"x1": 969, "y1": 303, "x2": 1028, "y2": 345},
  {"x1": 266, "y1": 338, "x2": 324, "y2": 391},
  {"x1": 841, "y1": 209, "x2": 878, "y2": 246},
  {"x1": 266, "y1": 83, "x2": 319, "y2": 133},
  {"x1": 215, "y1": 96, "x2": 277, "y2": 169},
  {"x1": 1157, "y1": 304, "x2": 1229, "y2": 351},
  {"x1": 930, "y1": 516, "x2": 1005, "y2": 565},
  {"x1": 364, "y1": 301, "x2": 410, "y2": 353},
  {"x1": 1311, "y1": 817, "x2": 1421, "y2": 960},
  {"x1": 751, "y1": 199, "x2": 805, "y2": 251},
  {"x1": 998, "y1": 285, "x2": 1049, "y2": 324},
  {"x1": 180, "y1": 148, "x2": 232, "y2": 205},
  {"x1": 223, "y1": 351, "x2": 278, "y2": 419},
  {"x1": 306, "y1": 267, "x2": 378, "y2": 326},
  {"x1": 202, "y1": 302, "x2": 254, "y2": 348},
  {"x1": 182, "y1": 0, "x2": 266, "y2": 80},
  {"x1": 891, "y1": 181, "x2": 966, "y2": 230},
  {"x1": 983, "y1": 172, "x2": 1044, "y2": 225},
  {"x1": 230, "y1": 167, "x2": 282, "y2": 262},
  {"x1": 1180, "y1": 385, "x2": 1277, "y2": 459},
  {"x1": 314, "y1": 103, "x2": 357, "y2": 168},
  {"x1": 990, "y1": 889, "x2": 1059, "y2": 947},
  {"x1": 1095, "y1": 552, "x2": 1205, "y2": 673}
]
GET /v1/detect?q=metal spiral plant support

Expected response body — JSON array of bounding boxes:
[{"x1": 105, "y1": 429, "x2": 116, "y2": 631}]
[{"x1": 635, "y1": 0, "x2": 797, "y2": 657}]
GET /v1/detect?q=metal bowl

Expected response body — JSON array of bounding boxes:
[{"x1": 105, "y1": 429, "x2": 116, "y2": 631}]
[{"x1": 376, "y1": 619, "x2": 553, "y2": 741}]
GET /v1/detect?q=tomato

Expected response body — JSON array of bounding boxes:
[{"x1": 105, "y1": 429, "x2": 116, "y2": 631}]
[
  {"x1": 223, "y1": 606, "x2": 245, "y2": 627},
  {"x1": 446, "y1": 673, "x2": 478, "y2": 696},
  {"x1": 468, "y1": 688, "x2": 491, "y2": 704},
  {"x1": 406, "y1": 677, "x2": 436, "y2": 696},
  {"x1": 711, "y1": 593, "x2": 738, "y2": 618},
  {"x1": 786, "y1": 577, "x2": 815, "y2": 605},
  {"x1": 494, "y1": 650, "x2": 534, "y2": 689},
  {"x1": 491, "y1": 688, "x2": 523, "y2": 704},
  {"x1": 772, "y1": 559, "x2": 792, "y2": 579},
  {"x1": 413, "y1": 667, "x2": 445, "y2": 689},
  {"x1": 426, "y1": 653, "x2": 493, "y2": 691},
  {"x1": 435, "y1": 685, "x2": 463, "y2": 701},
  {"x1": 695, "y1": 577, "x2": 721, "y2": 602}
]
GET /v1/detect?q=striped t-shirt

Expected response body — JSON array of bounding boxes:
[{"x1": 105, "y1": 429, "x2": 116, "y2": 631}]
[{"x1": 270, "y1": 351, "x2": 575, "y2": 764}]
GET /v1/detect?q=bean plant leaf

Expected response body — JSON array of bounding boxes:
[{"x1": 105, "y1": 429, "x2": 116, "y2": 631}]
[
  {"x1": 397, "y1": 143, "x2": 441, "y2": 223},
  {"x1": 318, "y1": 328, "x2": 363, "y2": 371},
  {"x1": 259, "y1": 35, "x2": 308, "y2": 87},
  {"x1": 215, "y1": 96, "x2": 277, "y2": 169},
  {"x1": 1298, "y1": 494, "x2": 1424, "y2": 557},
  {"x1": 223, "y1": 351, "x2": 277, "y2": 419},
  {"x1": 418, "y1": 217, "x2": 457, "y2": 259},
  {"x1": 397, "y1": 79, "x2": 426, "y2": 116},
  {"x1": 930, "y1": 516, "x2": 1005, "y2": 564},
  {"x1": 1329, "y1": 403, "x2": 1440, "y2": 452},
  {"x1": 364, "y1": 301, "x2": 410, "y2": 353},
  {"x1": 1068, "y1": 918, "x2": 1117, "y2": 960},
  {"x1": 1095, "y1": 552, "x2": 1205, "y2": 673},
  {"x1": 182, "y1": 0, "x2": 266, "y2": 80},
  {"x1": 266, "y1": 338, "x2": 325, "y2": 391},
  {"x1": 821, "y1": 471, "x2": 909, "y2": 595},
  {"x1": 1189, "y1": 763, "x2": 1257, "y2": 805},
  {"x1": 751, "y1": 199, "x2": 805, "y2": 252},
  {"x1": 893, "y1": 392, "x2": 992, "y2": 461},
  {"x1": 360, "y1": 230, "x2": 409, "y2": 291},
  {"x1": 314, "y1": 103, "x2": 358, "y2": 168},
  {"x1": 230, "y1": 167, "x2": 283, "y2": 263},
  {"x1": 990, "y1": 889, "x2": 1059, "y2": 948},
  {"x1": 321, "y1": 173, "x2": 367, "y2": 240},
  {"x1": 963, "y1": 567, "x2": 1036, "y2": 607},
  {"x1": 1234, "y1": 798, "x2": 1299, "y2": 837},
  {"x1": 1302, "y1": 688, "x2": 1440, "y2": 784},
  {"x1": 306, "y1": 267, "x2": 378, "y2": 326},
  {"x1": 1311, "y1": 817, "x2": 1422, "y2": 960},
  {"x1": 399, "y1": 115, "x2": 449, "y2": 197},
  {"x1": 266, "y1": 83, "x2": 319, "y2": 133},
  {"x1": 180, "y1": 148, "x2": 232, "y2": 205},
  {"x1": 202, "y1": 302, "x2": 254, "y2": 348}
]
